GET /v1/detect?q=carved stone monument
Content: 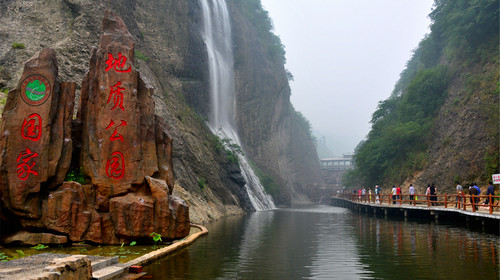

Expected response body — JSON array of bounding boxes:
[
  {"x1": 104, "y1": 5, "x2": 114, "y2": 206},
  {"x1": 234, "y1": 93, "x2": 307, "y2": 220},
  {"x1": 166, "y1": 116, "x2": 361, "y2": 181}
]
[
  {"x1": 0, "y1": 48, "x2": 75, "y2": 220},
  {"x1": 0, "y1": 11, "x2": 189, "y2": 245}
]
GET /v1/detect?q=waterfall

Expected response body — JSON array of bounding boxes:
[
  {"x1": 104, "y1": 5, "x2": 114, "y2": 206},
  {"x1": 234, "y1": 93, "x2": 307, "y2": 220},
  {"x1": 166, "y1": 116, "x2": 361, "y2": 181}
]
[{"x1": 200, "y1": 0, "x2": 275, "y2": 211}]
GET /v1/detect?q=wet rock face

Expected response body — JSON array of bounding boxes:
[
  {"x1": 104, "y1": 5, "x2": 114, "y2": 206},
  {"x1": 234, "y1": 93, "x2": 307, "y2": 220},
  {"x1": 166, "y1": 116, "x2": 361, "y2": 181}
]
[{"x1": 0, "y1": 11, "x2": 189, "y2": 245}]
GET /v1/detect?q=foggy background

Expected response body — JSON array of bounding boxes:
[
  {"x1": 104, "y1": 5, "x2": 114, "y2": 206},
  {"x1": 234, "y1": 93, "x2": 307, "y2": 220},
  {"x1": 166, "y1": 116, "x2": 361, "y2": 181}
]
[{"x1": 260, "y1": 0, "x2": 434, "y2": 157}]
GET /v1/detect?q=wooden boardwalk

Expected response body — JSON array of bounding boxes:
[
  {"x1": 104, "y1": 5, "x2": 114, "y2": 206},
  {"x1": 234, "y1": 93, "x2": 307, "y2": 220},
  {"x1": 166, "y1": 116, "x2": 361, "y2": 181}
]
[{"x1": 331, "y1": 195, "x2": 500, "y2": 234}]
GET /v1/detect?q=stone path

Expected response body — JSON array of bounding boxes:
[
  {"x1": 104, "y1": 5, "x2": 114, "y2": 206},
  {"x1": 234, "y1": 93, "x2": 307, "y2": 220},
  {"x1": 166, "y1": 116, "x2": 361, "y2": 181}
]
[
  {"x1": 0, "y1": 224, "x2": 208, "y2": 280},
  {"x1": 0, "y1": 253, "x2": 113, "y2": 280}
]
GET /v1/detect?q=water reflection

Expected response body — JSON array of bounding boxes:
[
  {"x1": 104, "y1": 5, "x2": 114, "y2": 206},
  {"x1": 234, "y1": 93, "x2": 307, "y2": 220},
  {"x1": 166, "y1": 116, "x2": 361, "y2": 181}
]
[
  {"x1": 350, "y1": 213, "x2": 499, "y2": 279},
  {"x1": 143, "y1": 206, "x2": 499, "y2": 279}
]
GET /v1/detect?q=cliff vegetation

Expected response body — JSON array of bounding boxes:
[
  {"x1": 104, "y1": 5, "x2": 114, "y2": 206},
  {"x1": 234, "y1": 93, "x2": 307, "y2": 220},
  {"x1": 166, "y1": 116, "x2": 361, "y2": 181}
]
[{"x1": 344, "y1": 0, "x2": 499, "y2": 192}]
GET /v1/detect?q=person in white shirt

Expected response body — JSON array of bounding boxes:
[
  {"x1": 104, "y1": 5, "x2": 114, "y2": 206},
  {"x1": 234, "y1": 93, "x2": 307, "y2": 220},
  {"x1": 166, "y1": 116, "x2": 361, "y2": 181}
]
[
  {"x1": 455, "y1": 182, "x2": 463, "y2": 207},
  {"x1": 375, "y1": 185, "x2": 381, "y2": 204},
  {"x1": 391, "y1": 186, "x2": 397, "y2": 204},
  {"x1": 409, "y1": 184, "x2": 415, "y2": 202}
]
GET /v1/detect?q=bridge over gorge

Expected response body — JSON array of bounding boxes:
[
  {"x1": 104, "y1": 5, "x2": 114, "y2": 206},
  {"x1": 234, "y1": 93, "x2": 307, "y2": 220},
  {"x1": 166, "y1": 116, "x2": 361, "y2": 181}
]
[
  {"x1": 331, "y1": 192, "x2": 500, "y2": 233},
  {"x1": 309, "y1": 155, "x2": 355, "y2": 203},
  {"x1": 320, "y1": 154, "x2": 354, "y2": 186}
]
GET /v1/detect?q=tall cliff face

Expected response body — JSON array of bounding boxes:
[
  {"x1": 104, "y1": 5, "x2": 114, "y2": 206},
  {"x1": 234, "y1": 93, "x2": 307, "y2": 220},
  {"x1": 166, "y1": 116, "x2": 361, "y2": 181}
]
[
  {"x1": 0, "y1": 0, "x2": 324, "y2": 221},
  {"x1": 227, "y1": 1, "x2": 325, "y2": 206}
]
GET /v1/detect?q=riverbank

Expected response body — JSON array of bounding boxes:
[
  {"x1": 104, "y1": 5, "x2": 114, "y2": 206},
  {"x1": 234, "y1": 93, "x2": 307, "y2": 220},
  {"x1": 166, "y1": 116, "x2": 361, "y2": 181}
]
[{"x1": 0, "y1": 224, "x2": 208, "y2": 280}]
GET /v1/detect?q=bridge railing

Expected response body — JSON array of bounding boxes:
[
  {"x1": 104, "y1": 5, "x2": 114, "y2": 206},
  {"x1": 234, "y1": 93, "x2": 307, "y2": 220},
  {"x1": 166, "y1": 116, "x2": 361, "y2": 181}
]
[{"x1": 338, "y1": 192, "x2": 500, "y2": 214}]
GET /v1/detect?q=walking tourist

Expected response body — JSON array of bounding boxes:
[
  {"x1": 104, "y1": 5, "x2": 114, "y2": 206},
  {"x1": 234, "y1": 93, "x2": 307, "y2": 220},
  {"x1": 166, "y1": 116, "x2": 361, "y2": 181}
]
[
  {"x1": 473, "y1": 182, "x2": 481, "y2": 206},
  {"x1": 473, "y1": 183, "x2": 481, "y2": 194},
  {"x1": 391, "y1": 186, "x2": 397, "y2": 204},
  {"x1": 455, "y1": 182, "x2": 463, "y2": 207},
  {"x1": 485, "y1": 181, "x2": 495, "y2": 205},
  {"x1": 469, "y1": 184, "x2": 478, "y2": 210},
  {"x1": 409, "y1": 184, "x2": 415, "y2": 203},
  {"x1": 396, "y1": 185, "x2": 402, "y2": 204},
  {"x1": 375, "y1": 185, "x2": 381, "y2": 204},
  {"x1": 429, "y1": 183, "x2": 437, "y2": 206}
]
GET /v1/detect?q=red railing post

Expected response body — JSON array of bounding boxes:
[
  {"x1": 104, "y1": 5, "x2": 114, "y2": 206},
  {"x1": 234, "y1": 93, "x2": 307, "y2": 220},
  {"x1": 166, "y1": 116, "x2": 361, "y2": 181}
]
[
  {"x1": 489, "y1": 194, "x2": 493, "y2": 214},
  {"x1": 427, "y1": 195, "x2": 430, "y2": 207},
  {"x1": 444, "y1": 194, "x2": 447, "y2": 208}
]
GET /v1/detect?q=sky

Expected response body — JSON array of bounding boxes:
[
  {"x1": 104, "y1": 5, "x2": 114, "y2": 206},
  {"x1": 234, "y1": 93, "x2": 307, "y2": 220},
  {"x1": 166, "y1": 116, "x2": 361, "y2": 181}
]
[{"x1": 260, "y1": 0, "x2": 435, "y2": 156}]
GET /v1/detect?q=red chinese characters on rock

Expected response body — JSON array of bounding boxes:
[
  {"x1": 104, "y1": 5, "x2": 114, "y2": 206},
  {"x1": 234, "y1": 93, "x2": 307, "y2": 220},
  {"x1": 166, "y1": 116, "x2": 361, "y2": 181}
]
[
  {"x1": 21, "y1": 113, "x2": 42, "y2": 141},
  {"x1": 16, "y1": 148, "x2": 39, "y2": 180},
  {"x1": 105, "y1": 52, "x2": 131, "y2": 73},
  {"x1": 106, "y1": 151, "x2": 125, "y2": 179},
  {"x1": 17, "y1": 112, "x2": 42, "y2": 181},
  {"x1": 104, "y1": 52, "x2": 131, "y2": 180},
  {"x1": 108, "y1": 81, "x2": 125, "y2": 111},
  {"x1": 105, "y1": 120, "x2": 127, "y2": 142}
]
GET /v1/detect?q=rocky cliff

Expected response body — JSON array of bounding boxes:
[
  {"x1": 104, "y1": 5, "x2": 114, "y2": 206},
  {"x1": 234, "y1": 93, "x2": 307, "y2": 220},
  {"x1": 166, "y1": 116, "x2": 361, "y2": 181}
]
[
  {"x1": 227, "y1": 1, "x2": 325, "y2": 206},
  {"x1": 0, "y1": 0, "x2": 324, "y2": 223}
]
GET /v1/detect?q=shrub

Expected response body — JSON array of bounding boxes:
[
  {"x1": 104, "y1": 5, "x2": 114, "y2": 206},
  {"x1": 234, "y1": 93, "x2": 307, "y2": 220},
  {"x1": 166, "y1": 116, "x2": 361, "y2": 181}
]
[
  {"x1": 11, "y1": 42, "x2": 25, "y2": 49},
  {"x1": 135, "y1": 50, "x2": 150, "y2": 61},
  {"x1": 198, "y1": 177, "x2": 206, "y2": 190},
  {"x1": 65, "y1": 168, "x2": 86, "y2": 184}
]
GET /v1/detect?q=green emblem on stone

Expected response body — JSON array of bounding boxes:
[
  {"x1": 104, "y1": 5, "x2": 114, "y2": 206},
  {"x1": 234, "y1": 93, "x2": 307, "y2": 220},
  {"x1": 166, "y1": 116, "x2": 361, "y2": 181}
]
[
  {"x1": 25, "y1": 80, "x2": 47, "y2": 101},
  {"x1": 20, "y1": 74, "x2": 51, "y2": 106}
]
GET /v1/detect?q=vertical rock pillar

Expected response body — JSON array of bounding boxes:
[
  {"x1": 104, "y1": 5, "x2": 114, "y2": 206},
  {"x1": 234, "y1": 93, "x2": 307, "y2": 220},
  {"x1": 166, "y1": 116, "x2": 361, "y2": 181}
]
[
  {"x1": 80, "y1": 11, "x2": 157, "y2": 193},
  {"x1": 78, "y1": 11, "x2": 188, "y2": 242},
  {"x1": 0, "y1": 49, "x2": 75, "y2": 218}
]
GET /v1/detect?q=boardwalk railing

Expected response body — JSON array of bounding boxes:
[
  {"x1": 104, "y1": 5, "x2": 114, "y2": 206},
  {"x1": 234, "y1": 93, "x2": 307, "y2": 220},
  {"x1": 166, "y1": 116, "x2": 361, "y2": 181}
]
[{"x1": 338, "y1": 192, "x2": 500, "y2": 214}]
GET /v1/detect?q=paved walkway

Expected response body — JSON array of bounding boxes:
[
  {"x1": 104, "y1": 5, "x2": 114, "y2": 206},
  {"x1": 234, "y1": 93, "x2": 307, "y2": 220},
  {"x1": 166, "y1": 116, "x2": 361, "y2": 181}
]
[
  {"x1": 0, "y1": 224, "x2": 208, "y2": 280},
  {"x1": 332, "y1": 196, "x2": 500, "y2": 223},
  {"x1": 356, "y1": 201, "x2": 500, "y2": 219},
  {"x1": 337, "y1": 194, "x2": 500, "y2": 217}
]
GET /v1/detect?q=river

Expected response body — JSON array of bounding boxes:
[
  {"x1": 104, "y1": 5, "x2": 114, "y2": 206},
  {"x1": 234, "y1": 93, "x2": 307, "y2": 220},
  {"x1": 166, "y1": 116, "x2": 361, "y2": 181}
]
[{"x1": 143, "y1": 205, "x2": 499, "y2": 279}]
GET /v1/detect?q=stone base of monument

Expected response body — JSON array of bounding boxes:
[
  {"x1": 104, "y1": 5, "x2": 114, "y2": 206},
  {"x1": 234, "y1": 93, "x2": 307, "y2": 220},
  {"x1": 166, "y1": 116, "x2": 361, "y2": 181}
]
[
  {"x1": 0, "y1": 224, "x2": 207, "y2": 280},
  {"x1": 0, "y1": 253, "x2": 100, "y2": 279}
]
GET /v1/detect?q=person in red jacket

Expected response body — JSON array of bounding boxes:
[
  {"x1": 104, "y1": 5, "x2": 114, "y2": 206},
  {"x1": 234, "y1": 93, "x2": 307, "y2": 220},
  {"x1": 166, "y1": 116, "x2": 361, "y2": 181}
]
[{"x1": 396, "y1": 185, "x2": 402, "y2": 204}]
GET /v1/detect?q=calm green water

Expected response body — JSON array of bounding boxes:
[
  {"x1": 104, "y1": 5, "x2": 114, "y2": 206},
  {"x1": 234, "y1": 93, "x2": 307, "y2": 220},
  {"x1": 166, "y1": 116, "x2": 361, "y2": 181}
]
[{"x1": 143, "y1": 205, "x2": 499, "y2": 279}]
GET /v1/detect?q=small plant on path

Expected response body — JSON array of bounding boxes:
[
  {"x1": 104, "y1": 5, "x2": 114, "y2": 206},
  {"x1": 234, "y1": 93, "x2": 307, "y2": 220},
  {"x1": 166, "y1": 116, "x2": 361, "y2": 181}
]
[{"x1": 150, "y1": 232, "x2": 162, "y2": 247}]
